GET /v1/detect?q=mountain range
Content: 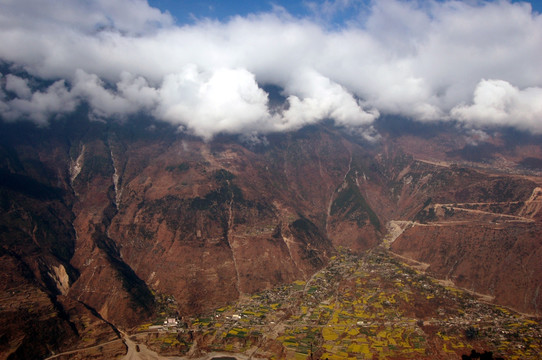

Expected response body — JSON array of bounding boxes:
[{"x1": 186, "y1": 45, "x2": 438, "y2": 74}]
[{"x1": 1, "y1": 106, "x2": 542, "y2": 359}]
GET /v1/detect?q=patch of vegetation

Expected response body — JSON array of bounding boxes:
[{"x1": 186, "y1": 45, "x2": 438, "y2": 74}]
[
  {"x1": 93, "y1": 233, "x2": 155, "y2": 314},
  {"x1": 330, "y1": 183, "x2": 380, "y2": 230},
  {"x1": 422, "y1": 197, "x2": 432, "y2": 208},
  {"x1": 519, "y1": 157, "x2": 542, "y2": 170},
  {"x1": 414, "y1": 207, "x2": 437, "y2": 223},
  {"x1": 75, "y1": 155, "x2": 113, "y2": 184},
  {"x1": 214, "y1": 169, "x2": 235, "y2": 182},
  {"x1": 142, "y1": 195, "x2": 185, "y2": 230},
  {"x1": 465, "y1": 326, "x2": 479, "y2": 340},
  {"x1": 0, "y1": 170, "x2": 63, "y2": 200},
  {"x1": 443, "y1": 206, "x2": 455, "y2": 217},
  {"x1": 414, "y1": 198, "x2": 437, "y2": 223},
  {"x1": 190, "y1": 183, "x2": 244, "y2": 211},
  {"x1": 461, "y1": 349, "x2": 504, "y2": 360},
  {"x1": 447, "y1": 143, "x2": 498, "y2": 162},
  {"x1": 291, "y1": 218, "x2": 314, "y2": 233},
  {"x1": 166, "y1": 162, "x2": 190, "y2": 172}
]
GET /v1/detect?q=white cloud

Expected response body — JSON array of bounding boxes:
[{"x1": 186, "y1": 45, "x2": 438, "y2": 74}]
[
  {"x1": 0, "y1": 0, "x2": 172, "y2": 34},
  {"x1": 451, "y1": 79, "x2": 542, "y2": 133},
  {"x1": 71, "y1": 70, "x2": 136, "y2": 119},
  {"x1": 0, "y1": 0, "x2": 541, "y2": 138},
  {"x1": 4, "y1": 74, "x2": 32, "y2": 99},
  {"x1": 280, "y1": 69, "x2": 378, "y2": 130},
  {"x1": 154, "y1": 66, "x2": 274, "y2": 139},
  {"x1": 117, "y1": 72, "x2": 160, "y2": 109},
  {"x1": 0, "y1": 80, "x2": 77, "y2": 124}
]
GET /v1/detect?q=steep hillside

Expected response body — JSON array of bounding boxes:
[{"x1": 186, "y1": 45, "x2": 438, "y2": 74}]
[
  {"x1": 390, "y1": 184, "x2": 542, "y2": 315},
  {"x1": 1, "y1": 115, "x2": 542, "y2": 358},
  {"x1": 0, "y1": 118, "x2": 382, "y2": 358}
]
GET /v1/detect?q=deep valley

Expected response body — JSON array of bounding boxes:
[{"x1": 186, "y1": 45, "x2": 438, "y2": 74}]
[{"x1": 1, "y1": 116, "x2": 542, "y2": 359}]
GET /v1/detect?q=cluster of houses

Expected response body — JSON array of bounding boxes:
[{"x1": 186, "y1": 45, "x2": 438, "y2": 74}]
[{"x1": 148, "y1": 317, "x2": 182, "y2": 332}]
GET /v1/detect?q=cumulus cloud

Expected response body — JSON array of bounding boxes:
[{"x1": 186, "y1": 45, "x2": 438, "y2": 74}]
[
  {"x1": 154, "y1": 66, "x2": 274, "y2": 139},
  {"x1": 117, "y1": 72, "x2": 160, "y2": 109},
  {"x1": 280, "y1": 69, "x2": 378, "y2": 130},
  {"x1": 0, "y1": 0, "x2": 172, "y2": 34},
  {"x1": 0, "y1": 78, "x2": 77, "y2": 124},
  {"x1": 4, "y1": 74, "x2": 32, "y2": 99},
  {"x1": 71, "y1": 70, "x2": 136, "y2": 119},
  {"x1": 0, "y1": 0, "x2": 541, "y2": 138},
  {"x1": 452, "y1": 79, "x2": 542, "y2": 133}
]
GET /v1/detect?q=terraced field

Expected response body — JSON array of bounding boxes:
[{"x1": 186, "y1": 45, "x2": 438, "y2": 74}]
[{"x1": 134, "y1": 250, "x2": 542, "y2": 359}]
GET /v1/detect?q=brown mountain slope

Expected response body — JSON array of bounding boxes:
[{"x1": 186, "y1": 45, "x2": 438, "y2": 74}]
[
  {"x1": 1, "y1": 117, "x2": 542, "y2": 358},
  {"x1": 0, "y1": 120, "x2": 384, "y2": 358},
  {"x1": 390, "y1": 183, "x2": 542, "y2": 315}
]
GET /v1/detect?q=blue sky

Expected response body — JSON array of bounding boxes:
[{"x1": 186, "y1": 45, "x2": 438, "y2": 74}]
[
  {"x1": 147, "y1": 0, "x2": 323, "y2": 23},
  {"x1": 148, "y1": 0, "x2": 542, "y2": 25}
]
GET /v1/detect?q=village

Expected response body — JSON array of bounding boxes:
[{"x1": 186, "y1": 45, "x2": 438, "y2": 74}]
[{"x1": 134, "y1": 249, "x2": 542, "y2": 359}]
